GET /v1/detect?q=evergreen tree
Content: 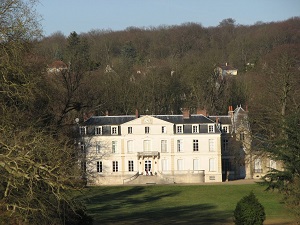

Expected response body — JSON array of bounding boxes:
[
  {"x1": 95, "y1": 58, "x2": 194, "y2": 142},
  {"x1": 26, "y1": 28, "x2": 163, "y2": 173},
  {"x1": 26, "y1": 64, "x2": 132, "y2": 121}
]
[{"x1": 234, "y1": 191, "x2": 266, "y2": 225}]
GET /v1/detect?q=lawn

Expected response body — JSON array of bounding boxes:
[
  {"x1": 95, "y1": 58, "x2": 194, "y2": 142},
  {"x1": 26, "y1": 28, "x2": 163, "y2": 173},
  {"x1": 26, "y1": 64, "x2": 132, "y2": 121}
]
[{"x1": 78, "y1": 183, "x2": 296, "y2": 225}]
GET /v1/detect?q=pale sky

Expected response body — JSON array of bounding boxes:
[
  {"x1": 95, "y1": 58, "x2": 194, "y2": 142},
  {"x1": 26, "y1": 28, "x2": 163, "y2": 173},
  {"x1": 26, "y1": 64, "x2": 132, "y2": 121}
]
[{"x1": 36, "y1": 0, "x2": 300, "y2": 36}]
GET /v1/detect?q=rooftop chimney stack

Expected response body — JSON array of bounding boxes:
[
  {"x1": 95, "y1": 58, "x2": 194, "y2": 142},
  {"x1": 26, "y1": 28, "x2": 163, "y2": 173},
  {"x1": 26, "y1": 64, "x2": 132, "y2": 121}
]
[
  {"x1": 135, "y1": 109, "x2": 139, "y2": 118},
  {"x1": 183, "y1": 108, "x2": 190, "y2": 119}
]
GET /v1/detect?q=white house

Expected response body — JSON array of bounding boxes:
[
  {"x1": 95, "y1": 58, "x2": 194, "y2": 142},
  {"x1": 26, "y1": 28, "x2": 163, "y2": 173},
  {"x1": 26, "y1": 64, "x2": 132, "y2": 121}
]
[
  {"x1": 216, "y1": 63, "x2": 238, "y2": 79},
  {"x1": 79, "y1": 109, "x2": 223, "y2": 185},
  {"x1": 78, "y1": 106, "x2": 282, "y2": 185}
]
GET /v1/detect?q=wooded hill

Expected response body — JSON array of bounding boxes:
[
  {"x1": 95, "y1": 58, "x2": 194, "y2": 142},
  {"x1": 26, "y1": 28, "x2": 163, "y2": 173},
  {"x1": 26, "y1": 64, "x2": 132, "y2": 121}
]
[{"x1": 35, "y1": 17, "x2": 300, "y2": 126}]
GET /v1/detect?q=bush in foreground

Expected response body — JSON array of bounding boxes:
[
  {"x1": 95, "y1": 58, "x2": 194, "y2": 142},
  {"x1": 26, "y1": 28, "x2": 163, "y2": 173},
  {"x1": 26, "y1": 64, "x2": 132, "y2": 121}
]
[{"x1": 234, "y1": 191, "x2": 265, "y2": 225}]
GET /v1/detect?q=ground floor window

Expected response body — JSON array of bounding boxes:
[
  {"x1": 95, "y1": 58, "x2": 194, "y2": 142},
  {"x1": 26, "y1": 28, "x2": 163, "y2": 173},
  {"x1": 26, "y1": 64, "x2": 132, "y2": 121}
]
[
  {"x1": 254, "y1": 158, "x2": 262, "y2": 173},
  {"x1": 113, "y1": 161, "x2": 118, "y2": 172},
  {"x1": 193, "y1": 159, "x2": 199, "y2": 170},
  {"x1": 222, "y1": 159, "x2": 232, "y2": 171},
  {"x1": 177, "y1": 159, "x2": 184, "y2": 171},
  {"x1": 81, "y1": 161, "x2": 86, "y2": 173},
  {"x1": 162, "y1": 159, "x2": 168, "y2": 171},
  {"x1": 128, "y1": 160, "x2": 134, "y2": 172},
  {"x1": 209, "y1": 158, "x2": 215, "y2": 172},
  {"x1": 97, "y1": 161, "x2": 102, "y2": 173}
]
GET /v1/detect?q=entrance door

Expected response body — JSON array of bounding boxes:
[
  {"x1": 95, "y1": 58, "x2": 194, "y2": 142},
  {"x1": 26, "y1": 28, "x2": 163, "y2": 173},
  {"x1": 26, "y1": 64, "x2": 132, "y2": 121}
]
[{"x1": 144, "y1": 160, "x2": 152, "y2": 175}]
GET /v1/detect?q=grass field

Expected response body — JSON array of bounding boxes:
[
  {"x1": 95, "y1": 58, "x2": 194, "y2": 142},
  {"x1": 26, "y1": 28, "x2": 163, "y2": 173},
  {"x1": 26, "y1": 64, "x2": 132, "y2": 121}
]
[{"x1": 78, "y1": 182, "x2": 296, "y2": 225}]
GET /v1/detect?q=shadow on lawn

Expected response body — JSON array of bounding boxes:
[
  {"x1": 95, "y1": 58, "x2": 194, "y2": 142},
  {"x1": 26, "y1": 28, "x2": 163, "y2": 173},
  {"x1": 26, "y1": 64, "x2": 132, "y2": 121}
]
[{"x1": 81, "y1": 186, "x2": 232, "y2": 225}]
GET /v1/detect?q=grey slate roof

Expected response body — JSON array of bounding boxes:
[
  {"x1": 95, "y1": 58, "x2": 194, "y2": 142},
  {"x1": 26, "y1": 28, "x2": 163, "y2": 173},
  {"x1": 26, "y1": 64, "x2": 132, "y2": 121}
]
[
  {"x1": 83, "y1": 114, "x2": 215, "y2": 126},
  {"x1": 83, "y1": 116, "x2": 136, "y2": 126},
  {"x1": 154, "y1": 115, "x2": 214, "y2": 124},
  {"x1": 209, "y1": 116, "x2": 232, "y2": 125}
]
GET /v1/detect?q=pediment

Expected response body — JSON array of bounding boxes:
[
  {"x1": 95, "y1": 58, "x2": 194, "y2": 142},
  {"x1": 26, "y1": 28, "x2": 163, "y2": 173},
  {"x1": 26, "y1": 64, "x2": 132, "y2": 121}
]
[{"x1": 123, "y1": 115, "x2": 173, "y2": 126}]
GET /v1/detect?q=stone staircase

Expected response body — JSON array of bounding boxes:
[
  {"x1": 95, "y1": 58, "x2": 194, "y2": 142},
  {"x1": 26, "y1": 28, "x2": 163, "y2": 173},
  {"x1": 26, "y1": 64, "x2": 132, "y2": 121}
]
[{"x1": 125, "y1": 174, "x2": 172, "y2": 185}]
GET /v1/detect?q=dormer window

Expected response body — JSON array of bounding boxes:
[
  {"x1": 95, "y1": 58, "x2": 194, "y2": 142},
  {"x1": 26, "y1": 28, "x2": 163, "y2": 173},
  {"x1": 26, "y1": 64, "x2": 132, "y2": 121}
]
[
  {"x1": 111, "y1": 126, "x2": 118, "y2": 135},
  {"x1": 95, "y1": 126, "x2": 102, "y2": 135},
  {"x1": 176, "y1": 125, "x2": 183, "y2": 134},
  {"x1": 80, "y1": 126, "x2": 86, "y2": 135},
  {"x1": 222, "y1": 125, "x2": 229, "y2": 133},
  {"x1": 208, "y1": 125, "x2": 215, "y2": 133},
  {"x1": 192, "y1": 125, "x2": 199, "y2": 133}
]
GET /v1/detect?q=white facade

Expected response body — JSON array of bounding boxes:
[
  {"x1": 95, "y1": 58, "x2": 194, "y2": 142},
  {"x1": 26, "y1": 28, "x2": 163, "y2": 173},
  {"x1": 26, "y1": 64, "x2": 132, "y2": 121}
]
[{"x1": 80, "y1": 114, "x2": 223, "y2": 185}]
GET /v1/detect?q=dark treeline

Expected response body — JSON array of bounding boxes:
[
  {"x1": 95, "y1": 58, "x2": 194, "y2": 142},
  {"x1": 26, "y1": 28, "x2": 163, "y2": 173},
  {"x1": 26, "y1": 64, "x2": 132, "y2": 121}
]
[{"x1": 36, "y1": 17, "x2": 300, "y2": 123}]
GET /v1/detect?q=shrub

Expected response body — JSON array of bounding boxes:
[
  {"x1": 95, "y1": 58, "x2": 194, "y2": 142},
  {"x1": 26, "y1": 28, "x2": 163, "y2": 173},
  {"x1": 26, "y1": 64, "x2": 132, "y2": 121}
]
[{"x1": 234, "y1": 191, "x2": 266, "y2": 225}]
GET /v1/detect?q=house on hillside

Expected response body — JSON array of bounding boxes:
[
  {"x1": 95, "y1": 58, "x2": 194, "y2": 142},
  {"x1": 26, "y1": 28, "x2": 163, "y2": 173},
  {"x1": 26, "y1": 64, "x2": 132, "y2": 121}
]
[
  {"x1": 47, "y1": 60, "x2": 68, "y2": 74},
  {"x1": 216, "y1": 63, "x2": 238, "y2": 79},
  {"x1": 77, "y1": 106, "x2": 283, "y2": 185}
]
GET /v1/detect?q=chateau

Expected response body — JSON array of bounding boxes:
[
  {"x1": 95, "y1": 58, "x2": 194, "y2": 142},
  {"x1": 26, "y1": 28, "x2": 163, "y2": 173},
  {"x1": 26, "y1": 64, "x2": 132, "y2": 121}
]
[{"x1": 78, "y1": 106, "x2": 280, "y2": 185}]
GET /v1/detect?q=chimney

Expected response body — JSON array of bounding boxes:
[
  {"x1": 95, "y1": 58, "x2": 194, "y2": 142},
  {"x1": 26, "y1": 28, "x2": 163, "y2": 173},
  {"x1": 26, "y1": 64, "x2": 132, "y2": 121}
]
[
  {"x1": 197, "y1": 108, "x2": 207, "y2": 116},
  {"x1": 216, "y1": 117, "x2": 219, "y2": 124},
  {"x1": 135, "y1": 109, "x2": 139, "y2": 118},
  {"x1": 228, "y1": 106, "x2": 234, "y2": 119},
  {"x1": 182, "y1": 108, "x2": 190, "y2": 119},
  {"x1": 105, "y1": 110, "x2": 109, "y2": 116}
]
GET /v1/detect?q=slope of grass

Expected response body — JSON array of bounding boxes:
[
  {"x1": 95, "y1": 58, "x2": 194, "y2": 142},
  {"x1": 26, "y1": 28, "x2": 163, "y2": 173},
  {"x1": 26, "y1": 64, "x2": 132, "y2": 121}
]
[{"x1": 78, "y1": 183, "x2": 296, "y2": 225}]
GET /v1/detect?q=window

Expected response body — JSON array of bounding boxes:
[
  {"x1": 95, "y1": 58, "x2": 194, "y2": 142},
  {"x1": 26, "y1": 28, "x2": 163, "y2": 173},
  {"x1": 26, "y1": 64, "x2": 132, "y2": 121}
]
[
  {"x1": 240, "y1": 132, "x2": 245, "y2": 141},
  {"x1": 80, "y1": 144, "x2": 85, "y2": 153},
  {"x1": 209, "y1": 158, "x2": 215, "y2": 172},
  {"x1": 177, "y1": 139, "x2": 183, "y2": 152},
  {"x1": 254, "y1": 158, "x2": 262, "y2": 173},
  {"x1": 128, "y1": 160, "x2": 134, "y2": 172},
  {"x1": 162, "y1": 159, "x2": 168, "y2": 171},
  {"x1": 111, "y1": 126, "x2": 118, "y2": 135},
  {"x1": 222, "y1": 125, "x2": 229, "y2": 133},
  {"x1": 112, "y1": 161, "x2": 118, "y2": 172},
  {"x1": 222, "y1": 159, "x2": 232, "y2": 171},
  {"x1": 145, "y1": 126, "x2": 150, "y2": 134},
  {"x1": 127, "y1": 140, "x2": 133, "y2": 153},
  {"x1": 208, "y1": 125, "x2": 214, "y2": 133},
  {"x1": 128, "y1": 126, "x2": 133, "y2": 134},
  {"x1": 97, "y1": 161, "x2": 102, "y2": 173},
  {"x1": 176, "y1": 125, "x2": 183, "y2": 133},
  {"x1": 223, "y1": 139, "x2": 229, "y2": 152},
  {"x1": 192, "y1": 125, "x2": 199, "y2": 133},
  {"x1": 143, "y1": 140, "x2": 151, "y2": 152},
  {"x1": 95, "y1": 141, "x2": 101, "y2": 153},
  {"x1": 95, "y1": 126, "x2": 102, "y2": 135},
  {"x1": 162, "y1": 126, "x2": 167, "y2": 134},
  {"x1": 112, "y1": 141, "x2": 117, "y2": 153},
  {"x1": 209, "y1": 139, "x2": 215, "y2": 152},
  {"x1": 81, "y1": 161, "x2": 86, "y2": 173},
  {"x1": 80, "y1": 126, "x2": 86, "y2": 135},
  {"x1": 161, "y1": 140, "x2": 167, "y2": 153},
  {"x1": 177, "y1": 159, "x2": 184, "y2": 171},
  {"x1": 193, "y1": 159, "x2": 199, "y2": 170},
  {"x1": 193, "y1": 139, "x2": 199, "y2": 152}
]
